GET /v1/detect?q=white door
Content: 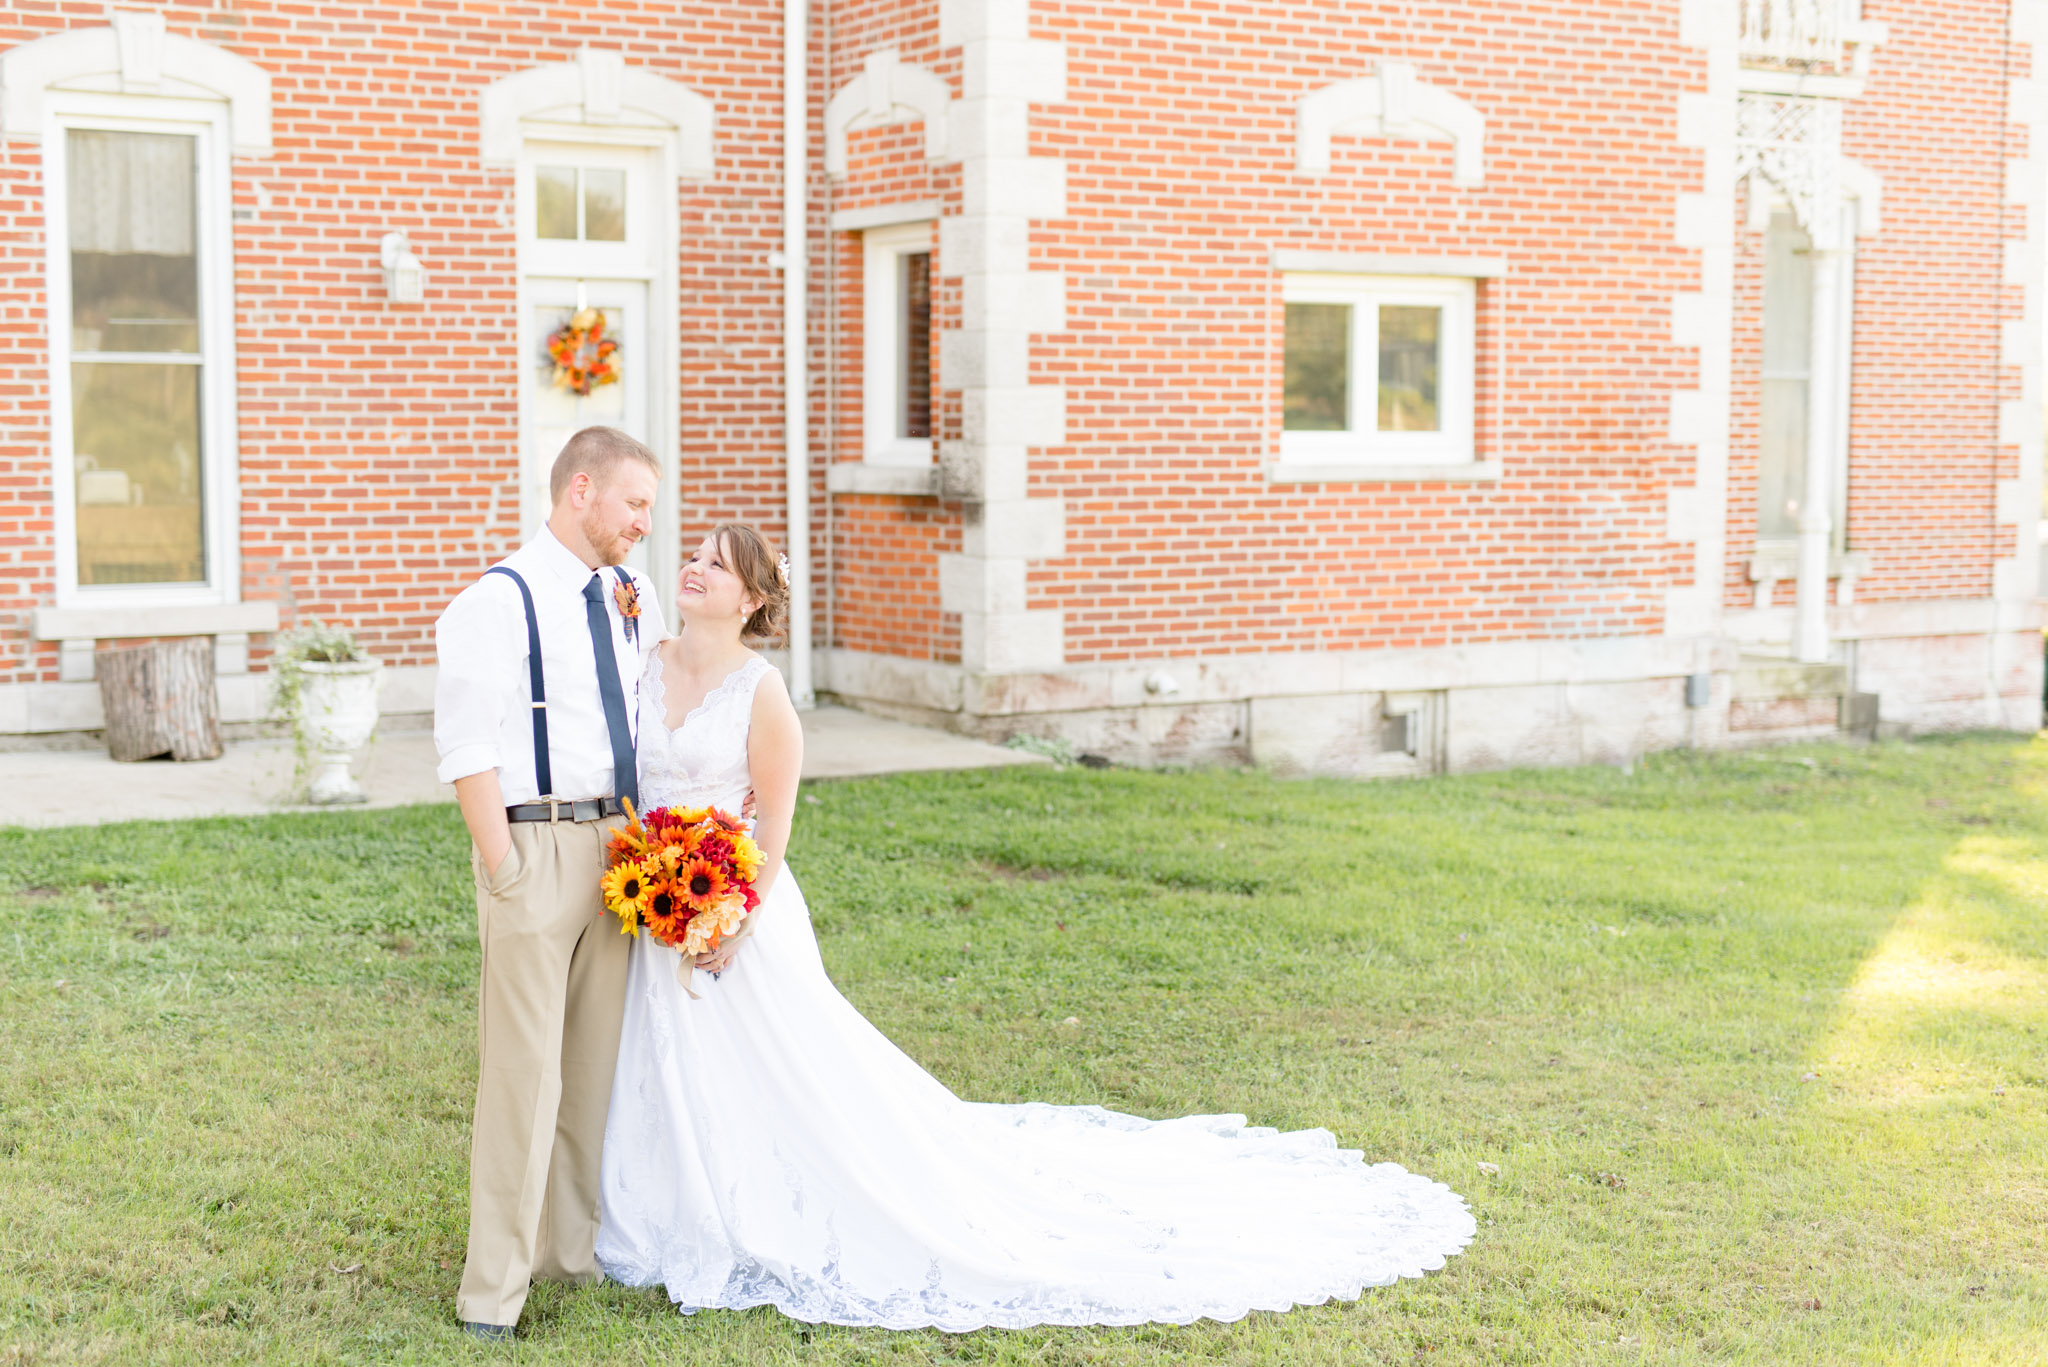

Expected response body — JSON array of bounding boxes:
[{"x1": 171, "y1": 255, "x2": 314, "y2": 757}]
[
  {"x1": 517, "y1": 143, "x2": 662, "y2": 578},
  {"x1": 523, "y1": 278, "x2": 650, "y2": 569}
]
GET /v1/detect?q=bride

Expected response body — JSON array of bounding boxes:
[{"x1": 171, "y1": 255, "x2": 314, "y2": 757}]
[{"x1": 594, "y1": 524, "x2": 1476, "y2": 1330}]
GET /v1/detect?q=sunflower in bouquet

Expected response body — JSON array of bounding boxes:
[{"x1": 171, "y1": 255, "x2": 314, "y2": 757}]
[{"x1": 604, "y1": 801, "x2": 766, "y2": 961}]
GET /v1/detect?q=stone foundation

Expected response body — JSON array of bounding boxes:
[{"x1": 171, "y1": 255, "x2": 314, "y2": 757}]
[{"x1": 816, "y1": 599, "x2": 2046, "y2": 776}]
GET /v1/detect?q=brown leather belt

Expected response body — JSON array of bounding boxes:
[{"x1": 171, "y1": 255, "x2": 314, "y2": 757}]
[{"x1": 504, "y1": 797, "x2": 629, "y2": 823}]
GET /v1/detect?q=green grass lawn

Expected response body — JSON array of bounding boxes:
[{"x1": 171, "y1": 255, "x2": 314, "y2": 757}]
[{"x1": 3, "y1": 735, "x2": 2045, "y2": 1365}]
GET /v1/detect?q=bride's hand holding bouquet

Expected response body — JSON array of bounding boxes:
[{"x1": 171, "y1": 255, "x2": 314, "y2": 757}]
[{"x1": 602, "y1": 801, "x2": 765, "y2": 986}]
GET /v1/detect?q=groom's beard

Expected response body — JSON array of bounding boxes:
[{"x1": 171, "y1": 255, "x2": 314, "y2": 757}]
[{"x1": 581, "y1": 508, "x2": 639, "y2": 566}]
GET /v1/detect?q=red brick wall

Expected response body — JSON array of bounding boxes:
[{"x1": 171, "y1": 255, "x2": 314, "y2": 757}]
[
  {"x1": 828, "y1": 496, "x2": 959, "y2": 658},
  {"x1": 0, "y1": 128, "x2": 50, "y2": 686},
  {"x1": 1836, "y1": 0, "x2": 2013, "y2": 604},
  {"x1": 819, "y1": 0, "x2": 956, "y2": 659},
  {"x1": 1723, "y1": 0, "x2": 2015, "y2": 611},
  {"x1": 0, "y1": 0, "x2": 2021, "y2": 694},
  {"x1": 1022, "y1": 0, "x2": 1703, "y2": 664},
  {"x1": 0, "y1": 0, "x2": 798, "y2": 685}
]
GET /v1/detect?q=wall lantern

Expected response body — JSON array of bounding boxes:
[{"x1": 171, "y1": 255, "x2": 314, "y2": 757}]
[{"x1": 379, "y1": 232, "x2": 425, "y2": 303}]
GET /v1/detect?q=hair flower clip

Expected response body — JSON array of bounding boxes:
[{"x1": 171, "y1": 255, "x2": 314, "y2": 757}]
[{"x1": 775, "y1": 553, "x2": 791, "y2": 589}]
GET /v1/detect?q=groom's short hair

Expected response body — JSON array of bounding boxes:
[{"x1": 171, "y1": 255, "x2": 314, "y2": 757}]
[{"x1": 550, "y1": 426, "x2": 661, "y2": 504}]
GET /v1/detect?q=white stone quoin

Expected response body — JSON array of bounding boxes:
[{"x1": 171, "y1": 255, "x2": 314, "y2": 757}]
[{"x1": 933, "y1": 0, "x2": 1069, "y2": 674}]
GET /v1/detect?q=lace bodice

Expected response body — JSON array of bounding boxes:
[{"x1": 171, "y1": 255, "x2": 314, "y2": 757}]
[{"x1": 635, "y1": 651, "x2": 772, "y2": 816}]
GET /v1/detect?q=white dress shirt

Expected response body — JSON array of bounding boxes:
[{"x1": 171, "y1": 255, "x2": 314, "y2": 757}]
[{"x1": 434, "y1": 526, "x2": 662, "y2": 804}]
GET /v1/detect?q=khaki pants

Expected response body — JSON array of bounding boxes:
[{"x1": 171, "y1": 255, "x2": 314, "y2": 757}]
[{"x1": 456, "y1": 816, "x2": 630, "y2": 1327}]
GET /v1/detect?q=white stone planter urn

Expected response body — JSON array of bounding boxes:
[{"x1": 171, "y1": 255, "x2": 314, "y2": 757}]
[{"x1": 295, "y1": 658, "x2": 384, "y2": 804}]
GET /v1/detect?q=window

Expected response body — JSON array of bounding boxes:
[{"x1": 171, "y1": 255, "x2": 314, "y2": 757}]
[
  {"x1": 1755, "y1": 209, "x2": 1849, "y2": 555},
  {"x1": 48, "y1": 103, "x2": 235, "y2": 602},
  {"x1": 1279, "y1": 274, "x2": 1475, "y2": 467},
  {"x1": 534, "y1": 164, "x2": 627, "y2": 242},
  {"x1": 1757, "y1": 212, "x2": 1811, "y2": 541},
  {"x1": 863, "y1": 222, "x2": 935, "y2": 465}
]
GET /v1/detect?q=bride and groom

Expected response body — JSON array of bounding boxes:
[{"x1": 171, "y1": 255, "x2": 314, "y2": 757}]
[{"x1": 432, "y1": 425, "x2": 1475, "y2": 1342}]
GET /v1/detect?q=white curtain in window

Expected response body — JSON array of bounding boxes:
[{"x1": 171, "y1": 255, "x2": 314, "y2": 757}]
[{"x1": 67, "y1": 130, "x2": 194, "y2": 256}]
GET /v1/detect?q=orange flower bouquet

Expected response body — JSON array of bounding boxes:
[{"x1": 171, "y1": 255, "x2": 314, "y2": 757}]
[{"x1": 602, "y1": 802, "x2": 765, "y2": 983}]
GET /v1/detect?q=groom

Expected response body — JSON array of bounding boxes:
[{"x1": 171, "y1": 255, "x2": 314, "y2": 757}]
[{"x1": 432, "y1": 426, "x2": 663, "y2": 1340}]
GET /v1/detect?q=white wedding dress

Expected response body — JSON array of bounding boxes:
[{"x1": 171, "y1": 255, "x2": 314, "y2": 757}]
[{"x1": 594, "y1": 653, "x2": 1476, "y2": 1329}]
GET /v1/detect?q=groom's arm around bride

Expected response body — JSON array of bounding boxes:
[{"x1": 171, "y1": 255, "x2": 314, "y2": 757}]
[{"x1": 430, "y1": 426, "x2": 663, "y2": 1340}]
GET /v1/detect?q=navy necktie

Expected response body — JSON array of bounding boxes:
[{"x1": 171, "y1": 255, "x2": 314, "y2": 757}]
[{"x1": 583, "y1": 573, "x2": 638, "y2": 809}]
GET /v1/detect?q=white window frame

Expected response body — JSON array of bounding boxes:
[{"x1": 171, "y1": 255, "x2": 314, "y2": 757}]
[
  {"x1": 1278, "y1": 273, "x2": 1475, "y2": 469},
  {"x1": 862, "y1": 220, "x2": 936, "y2": 466},
  {"x1": 1754, "y1": 203, "x2": 1854, "y2": 559},
  {"x1": 44, "y1": 93, "x2": 240, "y2": 609}
]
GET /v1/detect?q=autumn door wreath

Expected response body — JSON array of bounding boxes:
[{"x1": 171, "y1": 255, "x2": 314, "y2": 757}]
[{"x1": 546, "y1": 307, "x2": 622, "y2": 396}]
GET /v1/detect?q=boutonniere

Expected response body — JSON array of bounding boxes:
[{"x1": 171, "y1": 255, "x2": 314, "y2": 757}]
[{"x1": 613, "y1": 574, "x2": 641, "y2": 645}]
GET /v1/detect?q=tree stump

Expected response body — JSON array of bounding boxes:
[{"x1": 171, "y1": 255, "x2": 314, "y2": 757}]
[{"x1": 96, "y1": 639, "x2": 223, "y2": 762}]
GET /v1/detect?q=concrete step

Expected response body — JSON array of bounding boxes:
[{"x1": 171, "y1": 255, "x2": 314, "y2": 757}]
[
  {"x1": 1729, "y1": 656, "x2": 1881, "y2": 741},
  {"x1": 1731, "y1": 657, "x2": 1851, "y2": 701}
]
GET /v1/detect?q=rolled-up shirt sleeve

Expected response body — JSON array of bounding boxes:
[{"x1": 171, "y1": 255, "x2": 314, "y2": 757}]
[{"x1": 434, "y1": 578, "x2": 522, "y2": 785}]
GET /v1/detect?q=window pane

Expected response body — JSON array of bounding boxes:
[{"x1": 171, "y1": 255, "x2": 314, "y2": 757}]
[
  {"x1": 899, "y1": 251, "x2": 931, "y2": 441},
  {"x1": 1283, "y1": 303, "x2": 1349, "y2": 431},
  {"x1": 1758, "y1": 378, "x2": 1807, "y2": 539},
  {"x1": 1377, "y1": 305, "x2": 1440, "y2": 432},
  {"x1": 583, "y1": 168, "x2": 626, "y2": 241},
  {"x1": 536, "y1": 166, "x2": 577, "y2": 239},
  {"x1": 1761, "y1": 212, "x2": 1813, "y2": 376},
  {"x1": 1759, "y1": 211, "x2": 1812, "y2": 542},
  {"x1": 71, "y1": 361, "x2": 204, "y2": 585},
  {"x1": 68, "y1": 130, "x2": 198, "y2": 353}
]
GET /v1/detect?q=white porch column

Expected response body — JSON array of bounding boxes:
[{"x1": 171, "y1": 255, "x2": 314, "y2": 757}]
[{"x1": 1793, "y1": 237, "x2": 1844, "y2": 663}]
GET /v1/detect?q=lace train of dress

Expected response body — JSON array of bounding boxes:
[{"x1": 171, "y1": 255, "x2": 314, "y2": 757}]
[{"x1": 595, "y1": 653, "x2": 1476, "y2": 1329}]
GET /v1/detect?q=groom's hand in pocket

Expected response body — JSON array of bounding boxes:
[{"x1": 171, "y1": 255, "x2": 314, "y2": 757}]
[{"x1": 455, "y1": 771, "x2": 514, "y2": 876}]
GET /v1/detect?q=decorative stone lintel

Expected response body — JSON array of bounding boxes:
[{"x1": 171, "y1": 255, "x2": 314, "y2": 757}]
[
  {"x1": 0, "y1": 17, "x2": 275, "y2": 154},
  {"x1": 478, "y1": 47, "x2": 714, "y2": 174},
  {"x1": 824, "y1": 49, "x2": 958, "y2": 177},
  {"x1": 1296, "y1": 62, "x2": 1485, "y2": 185}
]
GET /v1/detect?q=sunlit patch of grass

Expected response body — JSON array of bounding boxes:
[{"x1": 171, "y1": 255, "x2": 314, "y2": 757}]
[{"x1": 1811, "y1": 834, "x2": 2048, "y2": 1114}]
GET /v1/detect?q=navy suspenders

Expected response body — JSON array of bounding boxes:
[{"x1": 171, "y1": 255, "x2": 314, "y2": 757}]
[
  {"x1": 484, "y1": 563, "x2": 636, "y2": 801},
  {"x1": 486, "y1": 566, "x2": 553, "y2": 798}
]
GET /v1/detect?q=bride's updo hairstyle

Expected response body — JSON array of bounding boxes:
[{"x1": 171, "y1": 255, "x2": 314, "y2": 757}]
[{"x1": 710, "y1": 522, "x2": 790, "y2": 644}]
